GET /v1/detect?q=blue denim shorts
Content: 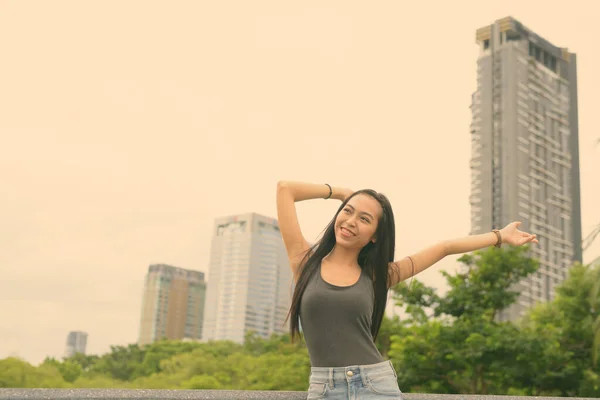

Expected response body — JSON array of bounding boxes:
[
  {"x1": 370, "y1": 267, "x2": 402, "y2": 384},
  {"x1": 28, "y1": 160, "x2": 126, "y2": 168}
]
[{"x1": 307, "y1": 360, "x2": 403, "y2": 399}]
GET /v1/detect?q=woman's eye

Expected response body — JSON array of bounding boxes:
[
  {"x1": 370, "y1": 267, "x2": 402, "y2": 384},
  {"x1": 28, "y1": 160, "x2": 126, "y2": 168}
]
[{"x1": 361, "y1": 217, "x2": 370, "y2": 223}]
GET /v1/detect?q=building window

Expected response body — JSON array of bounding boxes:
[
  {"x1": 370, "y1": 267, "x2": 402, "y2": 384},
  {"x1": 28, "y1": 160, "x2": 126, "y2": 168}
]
[{"x1": 528, "y1": 42, "x2": 557, "y2": 73}]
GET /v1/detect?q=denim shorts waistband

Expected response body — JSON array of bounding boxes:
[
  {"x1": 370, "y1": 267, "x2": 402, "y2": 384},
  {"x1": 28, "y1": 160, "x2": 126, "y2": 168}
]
[{"x1": 309, "y1": 360, "x2": 396, "y2": 386}]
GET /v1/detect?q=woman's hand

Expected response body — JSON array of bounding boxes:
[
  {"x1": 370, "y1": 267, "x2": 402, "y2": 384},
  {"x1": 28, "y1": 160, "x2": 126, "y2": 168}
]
[
  {"x1": 500, "y1": 222, "x2": 539, "y2": 246},
  {"x1": 336, "y1": 188, "x2": 354, "y2": 202}
]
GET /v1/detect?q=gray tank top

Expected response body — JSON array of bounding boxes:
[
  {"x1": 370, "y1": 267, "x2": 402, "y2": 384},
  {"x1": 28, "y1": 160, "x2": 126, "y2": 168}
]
[{"x1": 299, "y1": 262, "x2": 385, "y2": 367}]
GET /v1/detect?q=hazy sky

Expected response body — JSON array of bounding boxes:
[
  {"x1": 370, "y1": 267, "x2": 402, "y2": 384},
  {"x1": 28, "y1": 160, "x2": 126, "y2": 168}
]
[{"x1": 1, "y1": 1, "x2": 598, "y2": 365}]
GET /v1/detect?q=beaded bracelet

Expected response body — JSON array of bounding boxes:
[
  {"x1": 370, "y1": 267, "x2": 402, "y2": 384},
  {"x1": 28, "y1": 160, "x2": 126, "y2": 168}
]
[{"x1": 492, "y1": 229, "x2": 502, "y2": 248}]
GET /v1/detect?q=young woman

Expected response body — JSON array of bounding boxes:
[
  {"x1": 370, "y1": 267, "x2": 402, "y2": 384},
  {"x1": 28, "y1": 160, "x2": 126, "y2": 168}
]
[{"x1": 276, "y1": 181, "x2": 538, "y2": 400}]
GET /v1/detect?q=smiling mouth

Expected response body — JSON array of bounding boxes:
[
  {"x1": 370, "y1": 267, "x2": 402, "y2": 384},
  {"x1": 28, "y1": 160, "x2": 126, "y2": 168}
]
[{"x1": 340, "y1": 227, "x2": 355, "y2": 236}]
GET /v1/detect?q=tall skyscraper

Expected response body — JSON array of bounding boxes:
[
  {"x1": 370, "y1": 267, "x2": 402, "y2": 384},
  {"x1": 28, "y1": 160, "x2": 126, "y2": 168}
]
[
  {"x1": 470, "y1": 17, "x2": 582, "y2": 321},
  {"x1": 138, "y1": 264, "x2": 207, "y2": 345},
  {"x1": 64, "y1": 331, "x2": 87, "y2": 358},
  {"x1": 202, "y1": 213, "x2": 292, "y2": 343}
]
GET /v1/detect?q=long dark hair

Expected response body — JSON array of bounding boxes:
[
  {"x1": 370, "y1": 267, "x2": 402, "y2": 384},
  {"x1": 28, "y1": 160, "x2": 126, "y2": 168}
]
[{"x1": 285, "y1": 189, "x2": 396, "y2": 342}]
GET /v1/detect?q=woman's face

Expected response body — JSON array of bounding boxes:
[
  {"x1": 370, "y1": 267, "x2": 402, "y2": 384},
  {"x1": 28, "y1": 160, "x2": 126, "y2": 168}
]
[{"x1": 334, "y1": 193, "x2": 382, "y2": 250}]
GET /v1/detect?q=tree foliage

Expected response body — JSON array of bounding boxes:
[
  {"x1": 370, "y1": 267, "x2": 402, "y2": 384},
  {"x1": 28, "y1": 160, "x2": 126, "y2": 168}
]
[{"x1": 389, "y1": 246, "x2": 600, "y2": 397}]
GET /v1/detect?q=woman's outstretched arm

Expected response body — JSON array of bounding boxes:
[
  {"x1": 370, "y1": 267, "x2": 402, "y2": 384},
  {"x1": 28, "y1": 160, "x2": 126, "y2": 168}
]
[{"x1": 387, "y1": 222, "x2": 538, "y2": 287}]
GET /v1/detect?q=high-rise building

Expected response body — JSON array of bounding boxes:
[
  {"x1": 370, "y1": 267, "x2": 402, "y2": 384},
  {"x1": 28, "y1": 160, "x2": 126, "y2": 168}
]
[
  {"x1": 138, "y1": 264, "x2": 207, "y2": 345},
  {"x1": 470, "y1": 17, "x2": 582, "y2": 321},
  {"x1": 202, "y1": 213, "x2": 292, "y2": 343},
  {"x1": 64, "y1": 331, "x2": 87, "y2": 358}
]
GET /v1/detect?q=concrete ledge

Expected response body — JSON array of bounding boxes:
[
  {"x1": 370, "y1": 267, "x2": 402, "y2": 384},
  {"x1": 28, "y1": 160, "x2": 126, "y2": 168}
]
[
  {"x1": 0, "y1": 390, "x2": 594, "y2": 400},
  {"x1": 0, "y1": 390, "x2": 307, "y2": 400}
]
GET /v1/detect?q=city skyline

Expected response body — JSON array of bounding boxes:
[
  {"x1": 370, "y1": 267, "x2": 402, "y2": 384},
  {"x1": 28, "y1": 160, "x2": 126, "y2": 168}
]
[{"x1": 1, "y1": 2, "x2": 598, "y2": 365}]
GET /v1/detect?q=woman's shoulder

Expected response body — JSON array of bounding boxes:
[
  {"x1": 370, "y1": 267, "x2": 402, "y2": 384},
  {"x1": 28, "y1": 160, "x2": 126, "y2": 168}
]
[{"x1": 361, "y1": 267, "x2": 375, "y2": 284}]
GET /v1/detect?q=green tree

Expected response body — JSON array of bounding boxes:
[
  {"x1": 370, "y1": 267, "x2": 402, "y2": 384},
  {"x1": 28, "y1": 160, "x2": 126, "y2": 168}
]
[
  {"x1": 71, "y1": 375, "x2": 131, "y2": 388},
  {"x1": 589, "y1": 264, "x2": 600, "y2": 367},
  {"x1": 514, "y1": 301, "x2": 574, "y2": 396},
  {"x1": 436, "y1": 246, "x2": 538, "y2": 320},
  {"x1": 389, "y1": 246, "x2": 538, "y2": 394},
  {"x1": 182, "y1": 375, "x2": 222, "y2": 389},
  {"x1": 64, "y1": 352, "x2": 100, "y2": 372},
  {"x1": 138, "y1": 339, "x2": 204, "y2": 377},
  {"x1": 375, "y1": 315, "x2": 403, "y2": 359},
  {"x1": 0, "y1": 357, "x2": 67, "y2": 388},
  {"x1": 516, "y1": 262, "x2": 600, "y2": 397},
  {"x1": 42, "y1": 357, "x2": 82, "y2": 383},
  {"x1": 89, "y1": 343, "x2": 146, "y2": 381},
  {"x1": 556, "y1": 263, "x2": 600, "y2": 396}
]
